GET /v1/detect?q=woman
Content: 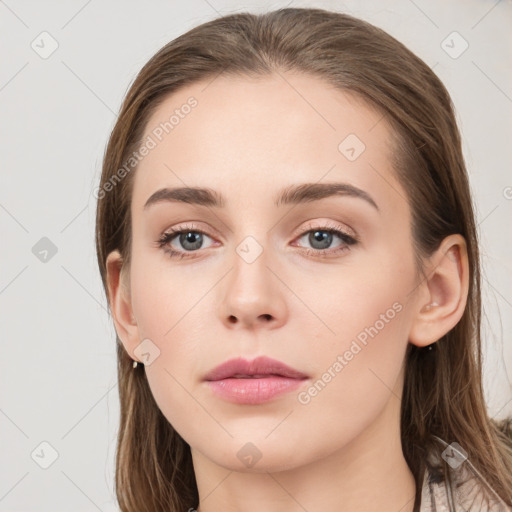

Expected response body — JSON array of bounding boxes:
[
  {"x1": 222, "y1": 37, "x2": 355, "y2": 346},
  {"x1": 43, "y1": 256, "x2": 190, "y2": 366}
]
[{"x1": 95, "y1": 7, "x2": 512, "y2": 512}]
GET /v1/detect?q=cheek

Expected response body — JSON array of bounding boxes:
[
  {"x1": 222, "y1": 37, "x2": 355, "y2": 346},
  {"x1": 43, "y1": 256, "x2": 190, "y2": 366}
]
[
  {"x1": 304, "y1": 249, "x2": 413, "y2": 356},
  {"x1": 271, "y1": 301, "x2": 411, "y2": 472},
  {"x1": 129, "y1": 249, "x2": 213, "y2": 340},
  {"x1": 128, "y1": 257, "x2": 223, "y2": 440},
  {"x1": 303, "y1": 298, "x2": 409, "y2": 419},
  {"x1": 130, "y1": 265, "x2": 209, "y2": 378},
  {"x1": 293, "y1": 252, "x2": 414, "y2": 436},
  {"x1": 305, "y1": 282, "x2": 409, "y2": 409}
]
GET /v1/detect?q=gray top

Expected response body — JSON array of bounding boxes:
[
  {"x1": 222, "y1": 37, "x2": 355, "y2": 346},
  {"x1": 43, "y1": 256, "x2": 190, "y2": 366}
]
[{"x1": 420, "y1": 435, "x2": 511, "y2": 511}]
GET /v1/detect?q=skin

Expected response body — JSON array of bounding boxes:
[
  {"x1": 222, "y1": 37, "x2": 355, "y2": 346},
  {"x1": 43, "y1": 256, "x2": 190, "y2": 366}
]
[{"x1": 106, "y1": 71, "x2": 469, "y2": 512}]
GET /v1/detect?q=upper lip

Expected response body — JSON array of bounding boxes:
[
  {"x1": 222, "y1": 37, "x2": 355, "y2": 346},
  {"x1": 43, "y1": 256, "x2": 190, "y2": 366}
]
[{"x1": 203, "y1": 356, "x2": 308, "y2": 381}]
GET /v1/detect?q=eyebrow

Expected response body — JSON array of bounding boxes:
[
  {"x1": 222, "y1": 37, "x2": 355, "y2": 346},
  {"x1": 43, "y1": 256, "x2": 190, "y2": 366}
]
[{"x1": 143, "y1": 182, "x2": 379, "y2": 211}]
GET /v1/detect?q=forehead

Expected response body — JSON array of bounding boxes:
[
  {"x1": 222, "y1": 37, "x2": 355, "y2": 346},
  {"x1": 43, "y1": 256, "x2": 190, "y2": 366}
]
[{"x1": 131, "y1": 71, "x2": 407, "y2": 217}]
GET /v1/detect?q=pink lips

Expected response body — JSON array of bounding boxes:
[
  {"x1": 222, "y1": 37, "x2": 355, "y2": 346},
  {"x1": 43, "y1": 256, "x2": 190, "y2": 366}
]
[{"x1": 203, "y1": 356, "x2": 308, "y2": 405}]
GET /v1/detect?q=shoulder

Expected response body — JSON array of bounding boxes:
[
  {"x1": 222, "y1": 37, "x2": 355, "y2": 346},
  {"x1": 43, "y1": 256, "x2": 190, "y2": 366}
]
[{"x1": 420, "y1": 435, "x2": 512, "y2": 512}]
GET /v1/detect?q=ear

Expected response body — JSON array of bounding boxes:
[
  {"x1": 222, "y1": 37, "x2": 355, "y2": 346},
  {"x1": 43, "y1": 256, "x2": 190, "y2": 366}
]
[
  {"x1": 408, "y1": 234, "x2": 469, "y2": 347},
  {"x1": 105, "y1": 250, "x2": 141, "y2": 361}
]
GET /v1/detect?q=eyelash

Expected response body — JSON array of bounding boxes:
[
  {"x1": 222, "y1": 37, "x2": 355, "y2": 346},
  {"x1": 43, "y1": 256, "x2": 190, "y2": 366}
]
[{"x1": 156, "y1": 222, "x2": 358, "y2": 260}]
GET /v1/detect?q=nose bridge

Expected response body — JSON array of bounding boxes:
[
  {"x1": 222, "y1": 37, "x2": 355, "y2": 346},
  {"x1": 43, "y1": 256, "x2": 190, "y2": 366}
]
[
  {"x1": 230, "y1": 232, "x2": 271, "y2": 303},
  {"x1": 219, "y1": 229, "x2": 287, "y2": 329}
]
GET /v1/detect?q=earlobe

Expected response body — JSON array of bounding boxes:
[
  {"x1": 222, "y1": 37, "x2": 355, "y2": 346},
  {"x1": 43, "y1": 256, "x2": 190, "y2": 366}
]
[
  {"x1": 408, "y1": 234, "x2": 469, "y2": 347},
  {"x1": 105, "y1": 250, "x2": 141, "y2": 358}
]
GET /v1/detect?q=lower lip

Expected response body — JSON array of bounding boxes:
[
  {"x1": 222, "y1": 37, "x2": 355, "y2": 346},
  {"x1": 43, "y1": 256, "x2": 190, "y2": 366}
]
[{"x1": 205, "y1": 376, "x2": 306, "y2": 404}]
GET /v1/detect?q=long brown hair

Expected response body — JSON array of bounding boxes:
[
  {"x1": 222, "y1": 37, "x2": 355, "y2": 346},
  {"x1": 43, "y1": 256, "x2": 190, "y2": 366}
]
[{"x1": 95, "y1": 7, "x2": 512, "y2": 511}]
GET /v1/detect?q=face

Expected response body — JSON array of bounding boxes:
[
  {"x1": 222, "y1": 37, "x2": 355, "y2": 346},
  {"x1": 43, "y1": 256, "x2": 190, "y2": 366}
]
[{"x1": 123, "y1": 72, "x2": 422, "y2": 472}]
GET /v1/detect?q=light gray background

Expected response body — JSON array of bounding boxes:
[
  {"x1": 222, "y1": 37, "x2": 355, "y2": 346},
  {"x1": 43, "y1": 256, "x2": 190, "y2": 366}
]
[{"x1": 1, "y1": 0, "x2": 511, "y2": 510}]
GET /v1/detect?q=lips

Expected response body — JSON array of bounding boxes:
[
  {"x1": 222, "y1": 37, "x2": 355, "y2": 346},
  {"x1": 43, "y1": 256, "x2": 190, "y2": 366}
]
[
  {"x1": 203, "y1": 356, "x2": 308, "y2": 381},
  {"x1": 203, "y1": 356, "x2": 308, "y2": 405}
]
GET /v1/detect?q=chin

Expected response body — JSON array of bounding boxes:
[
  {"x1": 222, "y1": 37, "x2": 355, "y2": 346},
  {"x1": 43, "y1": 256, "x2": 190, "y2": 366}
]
[{"x1": 195, "y1": 434, "x2": 316, "y2": 474}]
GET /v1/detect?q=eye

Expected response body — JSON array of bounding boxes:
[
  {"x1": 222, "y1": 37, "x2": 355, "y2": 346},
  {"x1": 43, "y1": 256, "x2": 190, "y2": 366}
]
[
  {"x1": 292, "y1": 222, "x2": 358, "y2": 258},
  {"x1": 157, "y1": 224, "x2": 216, "y2": 260}
]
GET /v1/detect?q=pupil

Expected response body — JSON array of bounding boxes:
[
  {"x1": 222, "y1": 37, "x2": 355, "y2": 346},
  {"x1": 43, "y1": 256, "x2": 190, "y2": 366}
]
[
  {"x1": 310, "y1": 230, "x2": 331, "y2": 249},
  {"x1": 181, "y1": 232, "x2": 202, "y2": 250}
]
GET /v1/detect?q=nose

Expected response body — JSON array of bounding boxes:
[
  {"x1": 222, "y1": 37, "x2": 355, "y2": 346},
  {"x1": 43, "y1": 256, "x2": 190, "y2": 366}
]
[{"x1": 219, "y1": 243, "x2": 288, "y2": 331}]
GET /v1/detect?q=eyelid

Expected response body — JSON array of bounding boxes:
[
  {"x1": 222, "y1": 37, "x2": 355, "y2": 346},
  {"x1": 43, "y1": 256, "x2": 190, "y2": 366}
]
[
  {"x1": 159, "y1": 223, "x2": 217, "y2": 246},
  {"x1": 292, "y1": 219, "x2": 358, "y2": 242},
  {"x1": 160, "y1": 222, "x2": 222, "y2": 241}
]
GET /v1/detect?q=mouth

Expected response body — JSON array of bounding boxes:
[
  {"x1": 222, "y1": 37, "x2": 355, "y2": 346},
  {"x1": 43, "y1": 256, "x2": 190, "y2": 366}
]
[
  {"x1": 203, "y1": 356, "x2": 308, "y2": 405},
  {"x1": 203, "y1": 355, "x2": 308, "y2": 381},
  {"x1": 231, "y1": 374, "x2": 281, "y2": 378}
]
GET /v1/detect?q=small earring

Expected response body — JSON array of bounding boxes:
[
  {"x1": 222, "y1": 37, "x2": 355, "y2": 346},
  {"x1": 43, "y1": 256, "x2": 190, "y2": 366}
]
[
  {"x1": 424, "y1": 301, "x2": 439, "y2": 311},
  {"x1": 133, "y1": 360, "x2": 139, "y2": 368}
]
